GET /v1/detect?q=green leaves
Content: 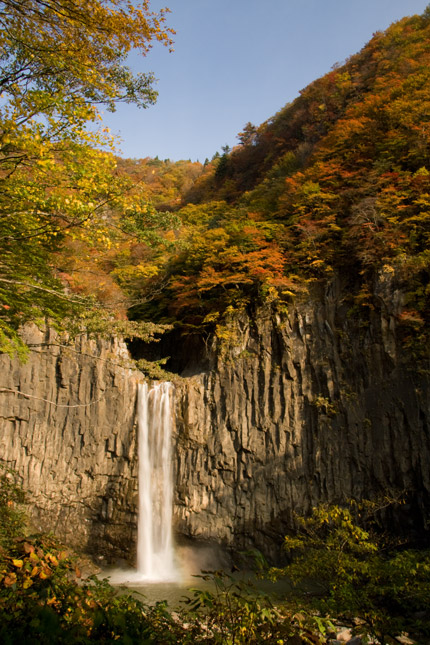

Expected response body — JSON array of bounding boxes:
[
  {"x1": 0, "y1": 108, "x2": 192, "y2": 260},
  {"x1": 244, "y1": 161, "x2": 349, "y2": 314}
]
[
  {"x1": 271, "y1": 502, "x2": 430, "y2": 644},
  {"x1": 0, "y1": 0, "x2": 177, "y2": 354},
  {"x1": 0, "y1": 0, "x2": 173, "y2": 114}
]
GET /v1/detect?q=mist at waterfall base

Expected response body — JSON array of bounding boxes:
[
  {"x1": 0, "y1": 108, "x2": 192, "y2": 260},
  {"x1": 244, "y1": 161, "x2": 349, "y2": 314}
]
[{"x1": 105, "y1": 381, "x2": 224, "y2": 590}]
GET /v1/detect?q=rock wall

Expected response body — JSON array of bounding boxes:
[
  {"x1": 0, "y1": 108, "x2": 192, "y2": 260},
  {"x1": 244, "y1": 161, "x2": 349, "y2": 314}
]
[
  {"x1": 0, "y1": 325, "x2": 140, "y2": 562},
  {"x1": 172, "y1": 278, "x2": 430, "y2": 557},
  {"x1": 1, "y1": 277, "x2": 429, "y2": 563}
]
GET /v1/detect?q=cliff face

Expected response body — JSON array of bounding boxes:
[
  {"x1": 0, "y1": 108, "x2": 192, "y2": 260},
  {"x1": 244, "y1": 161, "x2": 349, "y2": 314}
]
[
  {"x1": 173, "y1": 277, "x2": 430, "y2": 556},
  {"x1": 0, "y1": 279, "x2": 429, "y2": 563},
  {"x1": 0, "y1": 325, "x2": 140, "y2": 562}
]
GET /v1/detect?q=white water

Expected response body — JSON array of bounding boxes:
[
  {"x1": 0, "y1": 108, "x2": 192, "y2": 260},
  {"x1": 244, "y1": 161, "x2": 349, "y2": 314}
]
[
  {"x1": 137, "y1": 381, "x2": 177, "y2": 581},
  {"x1": 107, "y1": 381, "x2": 179, "y2": 585}
]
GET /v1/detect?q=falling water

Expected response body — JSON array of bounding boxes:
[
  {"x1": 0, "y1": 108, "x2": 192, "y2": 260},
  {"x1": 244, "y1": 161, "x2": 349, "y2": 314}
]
[{"x1": 136, "y1": 381, "x2": 177, "y2": 581}]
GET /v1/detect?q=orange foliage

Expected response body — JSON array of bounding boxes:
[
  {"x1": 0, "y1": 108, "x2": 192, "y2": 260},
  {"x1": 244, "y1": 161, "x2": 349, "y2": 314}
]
[{"x1": 130, "y1": 8, "x2": 430, "y2": 334}]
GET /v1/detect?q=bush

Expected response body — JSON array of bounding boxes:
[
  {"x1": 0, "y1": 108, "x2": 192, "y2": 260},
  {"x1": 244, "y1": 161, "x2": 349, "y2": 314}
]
[{"x1": 270, "y1": 502, "x2": 430, "y2": 644}]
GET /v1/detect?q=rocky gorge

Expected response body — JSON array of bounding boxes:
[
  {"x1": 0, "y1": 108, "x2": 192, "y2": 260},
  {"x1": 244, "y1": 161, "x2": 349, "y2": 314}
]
[{"x1": 0, "y1": 277, "x2": 429, "y2": 564}]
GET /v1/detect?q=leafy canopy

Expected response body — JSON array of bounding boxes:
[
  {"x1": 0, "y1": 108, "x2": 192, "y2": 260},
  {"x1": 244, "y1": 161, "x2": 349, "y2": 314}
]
[
  {"x1": 0, "y1": 0, "x2": 174, "y2": 357},
  {"x1": 0, "y1": 0, "x2": 173, "y2": 112},
  {"x1": 133, "y1": 7, "x2": 430, "y2": 349}
]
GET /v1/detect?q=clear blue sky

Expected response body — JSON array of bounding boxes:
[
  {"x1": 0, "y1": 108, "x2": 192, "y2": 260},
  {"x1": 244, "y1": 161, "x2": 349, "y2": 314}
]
[{"x1": 102, "y1": 0, "x2": 430, "y2": 162}]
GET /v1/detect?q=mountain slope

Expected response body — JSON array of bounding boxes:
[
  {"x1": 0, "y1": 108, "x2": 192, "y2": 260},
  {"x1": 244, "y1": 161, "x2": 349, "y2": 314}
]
[{"x1": 128, "y1": 7, "x2": 430, "y2": 352}]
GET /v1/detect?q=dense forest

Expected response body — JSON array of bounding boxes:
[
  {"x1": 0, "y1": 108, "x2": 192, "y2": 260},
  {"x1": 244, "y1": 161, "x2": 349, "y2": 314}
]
[
  {"x1": 126, "y1": 8, "x2": 430, "y2": 353},
  {"x1": 1, "y1": 0, "x2": 430, "y2": 642}
]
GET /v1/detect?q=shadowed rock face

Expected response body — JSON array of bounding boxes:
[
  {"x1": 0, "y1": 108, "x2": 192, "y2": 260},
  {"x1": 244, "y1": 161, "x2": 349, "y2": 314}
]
[
  {"x1": 1, "y1": 278, "x2": 429, "y2": 563},
  {"x1": 173, "y1": 289, "x2": 430, "y2": 559},
  {"x1": 171, "y1": 275, "x2": 430, "y2": 558}
]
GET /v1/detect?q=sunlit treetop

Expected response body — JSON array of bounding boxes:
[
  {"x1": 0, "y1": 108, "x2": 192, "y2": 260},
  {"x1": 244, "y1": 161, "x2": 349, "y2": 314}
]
[
  {"x1": 0, "y1": 0, "x2": 174, "y2": 111},
  {"x1": 0, "y1": 0, "x2": 175, "y2": 358},
  {"x1": 130, "y1": 6, "x2": 430, "y2": 350}
]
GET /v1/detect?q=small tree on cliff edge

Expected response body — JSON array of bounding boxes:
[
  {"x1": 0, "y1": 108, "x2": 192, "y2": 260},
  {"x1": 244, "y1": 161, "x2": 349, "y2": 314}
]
[{"x1": 0, "y1": 0, "x2": 174, "y2": 357}]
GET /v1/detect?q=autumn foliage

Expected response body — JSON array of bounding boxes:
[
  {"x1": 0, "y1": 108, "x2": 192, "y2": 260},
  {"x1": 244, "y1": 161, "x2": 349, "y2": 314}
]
[
  {"x1": 0, "y1": 0, "x2": 174, "y2": 356},
  {"x1": 128, "y1": 7, "x2": 430, "y2": 343},
  {"x1": 2, "y1": 2, "x2": 430, "y2": 351}
]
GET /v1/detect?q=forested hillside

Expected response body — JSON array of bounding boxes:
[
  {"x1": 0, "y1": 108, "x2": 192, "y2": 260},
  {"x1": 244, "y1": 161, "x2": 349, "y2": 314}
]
[
  {"x1": 2, "y1": 5, "x2": 430, "y2": 642},
  {"x1": 124, "y1": 7, "x2": 430, "y2": 354},
  {"x1": 2, "y1": 3, "x2": 430, "y2": 361}
]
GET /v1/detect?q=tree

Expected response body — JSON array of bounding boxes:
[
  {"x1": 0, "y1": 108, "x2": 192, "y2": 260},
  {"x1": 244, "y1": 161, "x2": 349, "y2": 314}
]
[
  {"x1": 215, "y1": 147, "x2": 231, "y2": 182},
  {"x1": 237, "y1": 122, "x2": 257, "y2": 146},
  {"x1": 0, "y1": 0, "x2": 173, "y2": 113},
  {"x1": 0, "y1": 0, "x2": 174, "y2": 356}
]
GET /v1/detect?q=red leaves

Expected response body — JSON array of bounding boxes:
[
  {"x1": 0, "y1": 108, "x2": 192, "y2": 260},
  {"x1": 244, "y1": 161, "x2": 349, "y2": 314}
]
[{"x1": 165, "y1": 218, "x2": 296, "y2": 323}]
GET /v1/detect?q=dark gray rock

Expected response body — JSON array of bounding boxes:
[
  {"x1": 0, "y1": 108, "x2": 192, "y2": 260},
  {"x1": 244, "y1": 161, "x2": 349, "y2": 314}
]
[{"x1": 172, "y1": 279, "x2": 430, "y2": 558}]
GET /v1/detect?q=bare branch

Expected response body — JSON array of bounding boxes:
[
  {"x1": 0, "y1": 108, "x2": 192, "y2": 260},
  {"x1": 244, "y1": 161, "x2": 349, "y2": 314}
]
[
  {"x1": 0, "y1": 277, "x2": 84, "y2": 302},
  {"x1": 0, "y1": 386, "x2": 117, "y2": 407}
]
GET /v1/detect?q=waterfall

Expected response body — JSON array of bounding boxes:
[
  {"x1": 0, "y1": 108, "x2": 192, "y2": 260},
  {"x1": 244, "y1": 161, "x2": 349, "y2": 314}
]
[{"x1": 136, "y1": 381, "x2": 177, "y2": 581}]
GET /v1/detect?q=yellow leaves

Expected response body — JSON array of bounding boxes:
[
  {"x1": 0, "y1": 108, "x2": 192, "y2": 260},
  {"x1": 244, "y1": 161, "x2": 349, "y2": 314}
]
[
  {"x1": 164, "y1": 230, "x2": 176, "y2": 242},
  {"x1": 0, "y1": 537, "x2": 71, "y2": 593},
  {"x1": 39, "y1": 565, "x2": 52, "y2": 580},
  {"x1": 283, "y1": 535, "x2": 305, "y2": 551},
  {"x1": 414, "y1": 166, "x2": 430, "y2": 177},
  {"x1": 112, "y1": 263, "x2": 159, "y2": 285},
  {"x1": 215, "y1": 323, "x2": 238, "y2": 343},
  {"x1": 412, "y1": 193, "x2": 430, "y2": 208},
  {"x1": 335, "y1": 70, "x2": 352, "y2": 90},
  {"x1": 47, "y1": 553, "x2": 59, "y2": 567},
  {"x1": 203, "y1": 311, "x2": 221, "y2": 324}
]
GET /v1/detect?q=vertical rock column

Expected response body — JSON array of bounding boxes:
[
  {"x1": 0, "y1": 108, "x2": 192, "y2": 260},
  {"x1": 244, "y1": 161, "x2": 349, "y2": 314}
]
[
  {"x1": 0, "y1": 325, "x2": 140, "y2": 562},
  {"x1": 172, "y1": 298, "x2": 430, "y2": 557}
]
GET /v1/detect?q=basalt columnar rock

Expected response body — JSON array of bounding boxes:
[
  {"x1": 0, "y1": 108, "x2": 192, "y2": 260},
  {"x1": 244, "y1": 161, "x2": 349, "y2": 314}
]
[
  {"x1": 0, "y1": 324, "x2": 140, "y2": 562},
  {"x1": 173, "y1": 278, "x2": 430, "y2": 558},
  {"x1": 0, "y1": 278, "x2": 429, "y2": 563}
]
